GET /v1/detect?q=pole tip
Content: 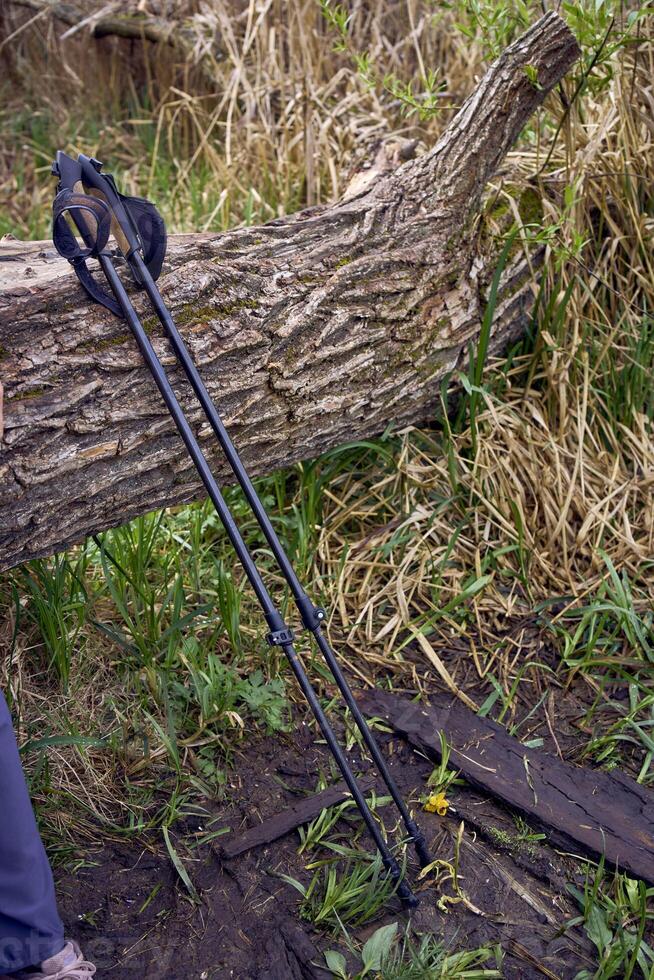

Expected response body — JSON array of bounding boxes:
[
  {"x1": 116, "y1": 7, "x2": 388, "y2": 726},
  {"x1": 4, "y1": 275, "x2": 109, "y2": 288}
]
[
  {"x1": 415, "y1": 838, "x2": 433, "y2": 869},
  {"x1": 397, "y1": 880, "x2": 419, "y2": 909}
]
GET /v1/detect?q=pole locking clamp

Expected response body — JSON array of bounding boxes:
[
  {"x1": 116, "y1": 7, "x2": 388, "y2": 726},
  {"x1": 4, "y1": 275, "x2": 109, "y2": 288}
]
[{"x1": 266, "y1": 627, "x2": 295, "y2": 647}]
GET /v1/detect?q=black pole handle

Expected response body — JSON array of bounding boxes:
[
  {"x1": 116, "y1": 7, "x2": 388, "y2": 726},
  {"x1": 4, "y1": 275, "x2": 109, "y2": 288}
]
[{"x1": 58, "y1": 152, "x2": 141, "y2": 258}]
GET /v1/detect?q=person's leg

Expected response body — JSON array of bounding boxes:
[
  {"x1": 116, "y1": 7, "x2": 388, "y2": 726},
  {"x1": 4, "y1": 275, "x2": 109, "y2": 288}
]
[{"x1": 0, "y1": 691, "x2": 64, "y2": 974}]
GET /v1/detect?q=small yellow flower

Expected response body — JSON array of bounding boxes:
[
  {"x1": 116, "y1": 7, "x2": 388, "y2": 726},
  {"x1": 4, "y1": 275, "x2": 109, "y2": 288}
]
[{"x1": 424, "y1": 792, "x2": 449, "y2": 816}]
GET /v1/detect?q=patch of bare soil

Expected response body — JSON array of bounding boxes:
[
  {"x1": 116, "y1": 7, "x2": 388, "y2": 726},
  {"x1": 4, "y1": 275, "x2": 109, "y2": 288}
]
[{"x1": 54, "y1": 699, "x2": 606, "y2": 979}]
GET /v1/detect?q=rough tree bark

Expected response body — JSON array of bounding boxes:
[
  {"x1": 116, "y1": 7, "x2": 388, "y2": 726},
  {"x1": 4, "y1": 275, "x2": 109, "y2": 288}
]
[{"x1": 0, "y1": 13, "x2": 579, "y2": 571}]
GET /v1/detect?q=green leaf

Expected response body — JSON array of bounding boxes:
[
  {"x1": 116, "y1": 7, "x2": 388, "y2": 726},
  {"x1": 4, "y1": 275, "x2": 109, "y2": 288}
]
[
  {"x1": 585, "y1": 903, "x2": 613, "y2": 954},
  {"x1": 162, "y1": 826, "x2": 200, "y2": 903},
  {"x1": 276, "y1": 872, "x2": 308, "y2": 897},
  {"x1": 324, "y1": 949, "x2": 347, "y2": 978},
  {"x1": 361, "y1": 921, "x2": 399, "y2": 973},
  {"x1": 21, "y1": 734, "x2": 108, "y2": 754}
]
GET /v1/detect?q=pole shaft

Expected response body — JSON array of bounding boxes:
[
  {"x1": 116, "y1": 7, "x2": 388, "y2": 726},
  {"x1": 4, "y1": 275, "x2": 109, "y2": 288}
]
[
  {"x1": 97, "y1": 254, "x2": 417, "y2": 904},
  {"x1": 132, "y1": 255, "x2": 306, "y2": 601},
  {"x1": 98, "y1": 256, "x2": 276, "y2": 619}
]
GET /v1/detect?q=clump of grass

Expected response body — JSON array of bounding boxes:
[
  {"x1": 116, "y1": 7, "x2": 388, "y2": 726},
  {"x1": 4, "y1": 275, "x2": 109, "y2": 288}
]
[
  {"x1": 487, "y1": 815, "x2": 546, "y2": 860},
  {"x1": 541, "y1": 554, "x2": 654, "y2": 778},
  {"x1": 19, "y1": 553, "x2": 88, "y2": 687},
  {"x1": 566, "y1": 858, "x2": 654, "y2": 980},
  {"x1": 297, "y1": 792, "x2": 387, "y2": 855},
  {"x1": 1, "y1": 494, "x2": 296, "y2": 840},
  {"x1": 283, "y1": 846, "x2": 402, "y2": 930},
  {"x1": 325, "y1": 920, "x2": 502, "y2": 979},
  {"x1": 377, "y1": 931, "x2": 502, "y2": 980}
]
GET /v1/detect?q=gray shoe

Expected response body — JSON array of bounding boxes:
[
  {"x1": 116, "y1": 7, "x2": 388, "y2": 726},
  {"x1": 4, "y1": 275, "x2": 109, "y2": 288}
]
[{"x1": 19, "y1": 941, "x2": 96, "y2": 979}]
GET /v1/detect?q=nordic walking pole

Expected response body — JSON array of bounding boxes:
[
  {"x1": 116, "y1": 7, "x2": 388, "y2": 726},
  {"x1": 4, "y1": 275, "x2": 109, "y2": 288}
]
[
  {"x1": 51, "y1": 151, "x2": 423, "y2": 905},
  {"x1": 128, "y1": 248, "x2": 432, "y2": 869}
]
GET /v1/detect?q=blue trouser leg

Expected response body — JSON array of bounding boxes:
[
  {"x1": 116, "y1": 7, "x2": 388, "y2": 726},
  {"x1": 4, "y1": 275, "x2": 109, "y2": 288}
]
[{"x1": 0, "y1": 692, "x2": 64, "y2": 973}]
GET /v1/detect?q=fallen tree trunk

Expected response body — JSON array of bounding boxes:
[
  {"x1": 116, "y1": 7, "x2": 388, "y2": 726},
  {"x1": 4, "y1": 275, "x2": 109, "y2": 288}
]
[{"x1": 0, "y1": 13, "x2": 579, "y2": 571}]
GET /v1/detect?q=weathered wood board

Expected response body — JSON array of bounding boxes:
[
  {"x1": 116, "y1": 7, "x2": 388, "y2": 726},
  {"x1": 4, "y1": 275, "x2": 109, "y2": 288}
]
[
  {"x1": 360, "y1": 690, "x2": 654, "y2": 883},
  {"x1": 218, "y1": 778, "x2": 373, "y2": 860}
]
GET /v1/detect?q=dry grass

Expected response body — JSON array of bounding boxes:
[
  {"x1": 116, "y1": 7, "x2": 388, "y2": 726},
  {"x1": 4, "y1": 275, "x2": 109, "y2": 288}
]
[
  {"x1": 317, "y1": 32, "x2": 654, "y2": 712},
  {"x1": 1, "y1": 0, "x2": 475, "y2": 236},
  {"x1": 312, "y1": 31, "x2": 654, "y2": 758}
]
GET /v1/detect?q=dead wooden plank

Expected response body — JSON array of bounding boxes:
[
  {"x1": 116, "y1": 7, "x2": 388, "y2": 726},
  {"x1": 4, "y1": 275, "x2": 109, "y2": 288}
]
[
  {"x1": 360, "y1": 690, "x2": 654, "y2": 883},
  {"x1": 218, "y1": 778, "x2": 373, "y2": 860}
]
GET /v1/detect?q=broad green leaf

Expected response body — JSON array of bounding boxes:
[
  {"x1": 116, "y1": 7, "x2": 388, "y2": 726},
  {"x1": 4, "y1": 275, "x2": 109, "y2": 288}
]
[
  {"x1": 361, "y1": 921, "x2": 399, "y2": 973},
  {"x1": 324, "y1": 949, "x2": 347, "y2": 978}
]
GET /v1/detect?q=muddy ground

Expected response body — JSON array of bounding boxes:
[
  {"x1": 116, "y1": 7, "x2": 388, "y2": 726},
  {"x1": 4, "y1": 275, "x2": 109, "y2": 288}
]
[{"x1": 53, "y1": 682, "x2": 611, "y2": 980}]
